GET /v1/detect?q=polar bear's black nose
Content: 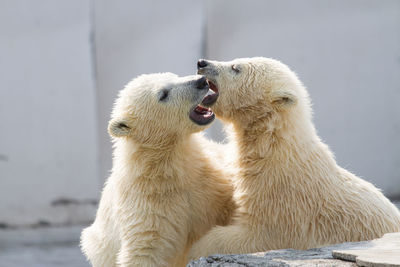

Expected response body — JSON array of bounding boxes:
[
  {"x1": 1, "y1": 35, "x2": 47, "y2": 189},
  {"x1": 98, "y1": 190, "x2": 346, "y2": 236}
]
[
  {"x1": 196, "y1": 76, "x2": 208, "y2": 89},
  {"x1": 197, "y1": 59, "x2": 208, "y2": 69}
]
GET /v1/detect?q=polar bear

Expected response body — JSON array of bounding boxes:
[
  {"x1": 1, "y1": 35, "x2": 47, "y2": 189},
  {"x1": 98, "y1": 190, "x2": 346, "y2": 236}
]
[
  {"x1": 189, "y1": 57, "x2": 400, "y2": 259},
  {"x1": 80, "y1": 73, "x2": 236, "y2": 267}
]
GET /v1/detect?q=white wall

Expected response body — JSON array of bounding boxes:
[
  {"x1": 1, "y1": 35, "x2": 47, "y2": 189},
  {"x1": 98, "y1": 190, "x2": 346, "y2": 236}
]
[
  {"x1": 204, "y1": 0, "x2": 400, "y2": 196},
  {"x1": 0, "y1": 0, "x2": 99, "y2": 226}
]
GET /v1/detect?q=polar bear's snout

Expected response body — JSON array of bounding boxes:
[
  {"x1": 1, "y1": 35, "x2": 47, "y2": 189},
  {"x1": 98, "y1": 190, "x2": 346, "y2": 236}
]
[
  {"x1": 197, "y1": 59, "x2": 219, "y2": 77},
  {"x1": 195, "y1": 76, "x2": 208, "y2": 90},
  {"x1": 189, "y1": 76, "x2": 216, "y2": 126},
  {"x1": 186, "y1": 75, "x2": 209, "y2": 103},
  {"x1": 197, "y1": 59, "x2": 209, "y2": 68},
  {"x1": 197, "y1": 59, "x2": 219, "y2": 103}
]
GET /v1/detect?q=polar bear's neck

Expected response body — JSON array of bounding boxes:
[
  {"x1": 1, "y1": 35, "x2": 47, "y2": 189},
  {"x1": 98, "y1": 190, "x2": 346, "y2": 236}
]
[
  {"x1": 231, "y1": 107, "x2": 340, "y2": 223},
  {"x1": 232, "y1": 107, "x2": 336, "y2": 181},
  {"x1": 111, "y1": 136, "x2": 196, "y2": 182},
  {"x1": 234, "y1": 108, "x2": 315, "y2": 151}
]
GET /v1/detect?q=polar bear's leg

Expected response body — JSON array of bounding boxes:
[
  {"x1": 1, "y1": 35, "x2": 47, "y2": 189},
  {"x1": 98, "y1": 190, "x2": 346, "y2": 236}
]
[
  {"x1": 80, "y1": 226, "x2": 118, "y2": 267},
  {"x1": 116, "y1": 233, "x2": 185, "y2": 267},
  {"x1": 188, "y1": 224, "x2": 261, "y2": 261},
  {"x1": 116, "y1": 215, "x2": 187, "y2": 267}
]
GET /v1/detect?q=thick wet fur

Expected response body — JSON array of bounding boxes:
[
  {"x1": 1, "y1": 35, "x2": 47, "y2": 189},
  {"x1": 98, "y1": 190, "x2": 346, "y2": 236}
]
[
  {"x1": 189, "y1": 57, "x2": 400, "y2": 259},
  {"x1": 80, "y1": 73, "x2": 236, "y2": 267}
]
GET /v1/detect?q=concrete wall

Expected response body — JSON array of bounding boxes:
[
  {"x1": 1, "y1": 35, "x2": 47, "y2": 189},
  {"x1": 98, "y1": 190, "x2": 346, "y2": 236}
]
[
  {"x1": 0, "y1": 0, "x2": 99, "y2": 226},
  {"x1": 0, "y1": 0, "x2": 399, "y2": 226}
]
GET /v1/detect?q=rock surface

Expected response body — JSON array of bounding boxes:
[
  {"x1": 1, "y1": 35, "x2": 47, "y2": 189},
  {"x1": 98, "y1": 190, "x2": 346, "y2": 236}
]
[
  {"x1": 188, "y1": 232, "x2": 400, "y2": 266},
  {"x1": 333, "y1": 232, "x2": 400, "y2": 267}
]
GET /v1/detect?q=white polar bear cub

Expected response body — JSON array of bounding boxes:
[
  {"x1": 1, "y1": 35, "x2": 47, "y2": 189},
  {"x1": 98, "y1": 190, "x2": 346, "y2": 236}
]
[
  {"x1": 80, "y1": 73, "x2": 236, "y2": 267},
  {"x1": 189, "y1": 57, "x2": 400, "y2": 259}
]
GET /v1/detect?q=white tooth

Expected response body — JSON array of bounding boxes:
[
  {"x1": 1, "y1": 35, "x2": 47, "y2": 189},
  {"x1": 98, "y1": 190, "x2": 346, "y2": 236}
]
[{"x1": 205, "y1": 89, "x2": 216, "y2": 96}]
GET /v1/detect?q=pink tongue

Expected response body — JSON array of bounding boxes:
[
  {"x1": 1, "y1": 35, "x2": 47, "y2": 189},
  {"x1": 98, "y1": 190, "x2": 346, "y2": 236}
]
[{"x1": 189, "y1": 105, "x2": 215, "y2": 125}]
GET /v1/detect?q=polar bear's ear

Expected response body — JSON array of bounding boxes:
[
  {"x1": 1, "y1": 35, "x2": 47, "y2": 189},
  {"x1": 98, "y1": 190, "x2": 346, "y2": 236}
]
[
  {"x1": 271, "y1": 90, "x2": 297, "y2": 107},
  {"x1": 108, "y1": 118, "x2": 132, "y2": 137}
]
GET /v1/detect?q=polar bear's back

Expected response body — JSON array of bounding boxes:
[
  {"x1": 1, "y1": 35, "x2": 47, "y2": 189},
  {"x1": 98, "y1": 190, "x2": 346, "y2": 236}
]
[{"x1": 306, "y1": 163, "x2": 400, "y2": 248}]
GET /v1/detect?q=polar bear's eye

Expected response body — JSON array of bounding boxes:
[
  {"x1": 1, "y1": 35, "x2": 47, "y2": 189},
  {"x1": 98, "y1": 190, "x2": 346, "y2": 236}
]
[
  {"x1": 159, "y1": 89, "x2": 169, "y2": 102},
  {"x1": 231, "y1": 64, "x2": 240, "y2": 73}
]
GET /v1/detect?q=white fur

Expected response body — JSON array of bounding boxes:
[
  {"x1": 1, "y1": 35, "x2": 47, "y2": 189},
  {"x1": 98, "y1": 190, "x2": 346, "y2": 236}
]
[
  {"x1": 189, "y1": 57, "x2": 400, "y2": 259},
  {"x1": 81, "y1": 73, "x2": 236, "y2": 266}
]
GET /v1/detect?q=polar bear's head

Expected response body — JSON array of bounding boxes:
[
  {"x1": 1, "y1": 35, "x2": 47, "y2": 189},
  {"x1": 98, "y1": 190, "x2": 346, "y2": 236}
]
[
  {"x1": 197, "y1": 57, "x2": 311, "y2": 126},
  {"x1": 108, "y1": 73, "x2": 218, "y2": 144}
]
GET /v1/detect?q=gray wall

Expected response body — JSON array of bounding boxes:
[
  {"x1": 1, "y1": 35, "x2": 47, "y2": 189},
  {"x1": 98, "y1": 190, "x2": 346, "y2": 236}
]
[
  {"x1": 0, "y1": 0, "x2": 399, "y2": 226},
  {"x1": 0, "y1": 0, "x2": 99, "y2": 226}
]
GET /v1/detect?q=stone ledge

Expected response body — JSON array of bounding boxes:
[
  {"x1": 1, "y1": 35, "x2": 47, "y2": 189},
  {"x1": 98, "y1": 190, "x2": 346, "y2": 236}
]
[{"x1": 188, "y1": 232, "x2": 400, "y2": 267}]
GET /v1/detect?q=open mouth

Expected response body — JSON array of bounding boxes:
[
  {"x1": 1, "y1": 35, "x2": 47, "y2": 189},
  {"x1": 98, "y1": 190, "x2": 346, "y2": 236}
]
[
  {"x1": 189, "y1": 104, "x2": 215, "y2": 125},
  {"x1": 189, "y1": 81, "x2": 219, "y2": 125},
  {"x1": 208, "y1": 80, "x2": 218, "y2": 94},
  {"x1": 201, "y1": 81, "x2": 219, "y2": 106}
]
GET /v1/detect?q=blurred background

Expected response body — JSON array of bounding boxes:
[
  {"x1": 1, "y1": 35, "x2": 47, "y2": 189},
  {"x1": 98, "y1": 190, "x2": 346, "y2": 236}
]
[{"x1": 0, "y1": 0, "x2": 399, "y2": 266}]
